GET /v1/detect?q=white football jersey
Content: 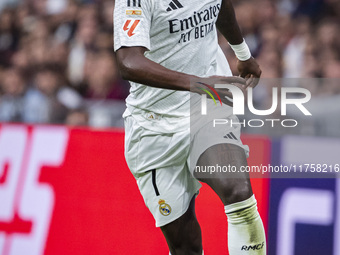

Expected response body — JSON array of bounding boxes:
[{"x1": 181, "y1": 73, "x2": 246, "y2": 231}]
[{"x1": 114, "y1": 0, "x2": 232, "y2": 133}]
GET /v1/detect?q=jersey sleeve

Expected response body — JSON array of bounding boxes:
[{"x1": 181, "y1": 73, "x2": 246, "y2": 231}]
[{"x1": 113, "y1": 0, "x2": 153, "y2": 51}]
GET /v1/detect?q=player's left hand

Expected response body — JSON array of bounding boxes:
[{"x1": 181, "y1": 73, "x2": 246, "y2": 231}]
[{"x1": 237, "y1": 57, "x2": 262, "y2": 88}]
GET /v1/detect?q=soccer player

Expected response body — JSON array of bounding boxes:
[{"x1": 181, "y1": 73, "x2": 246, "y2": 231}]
[{"x1": 114, "y1": 0, "x2": 266, "y2": 254}]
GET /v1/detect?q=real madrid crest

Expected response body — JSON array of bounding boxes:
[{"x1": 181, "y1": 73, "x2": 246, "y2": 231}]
[{"x1": 158, "y1": 199, "x2": 171, "y2": 216}]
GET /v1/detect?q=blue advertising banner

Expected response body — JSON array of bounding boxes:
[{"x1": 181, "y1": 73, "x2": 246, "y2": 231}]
[{"x1": 269, "y1": 136, "x2": 340, "y2": 255}]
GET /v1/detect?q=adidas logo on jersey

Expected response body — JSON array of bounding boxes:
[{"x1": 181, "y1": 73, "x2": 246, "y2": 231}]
[
  {"x1": 127, "y1": 0, "x2": 141, "y2": 7},
  {"x1": 224, "y1": 132, "x2": 238, "y2": 140},
  {"x1": 166, "y1": 0, "x2": 183, "y2": 11}
]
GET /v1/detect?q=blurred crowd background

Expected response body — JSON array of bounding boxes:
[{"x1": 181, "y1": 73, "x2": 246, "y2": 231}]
[{"x1": 0, "y1": 0, "x2": 339, "y2": 133}]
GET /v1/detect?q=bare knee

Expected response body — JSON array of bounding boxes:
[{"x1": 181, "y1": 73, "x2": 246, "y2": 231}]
[
  {"x1": 224, "y1": 179, "x2": 253, "y2": 204},
  {"x1": 199, "y1": 177, "x2": 253, "y2": 205},
  {"x1": 161, "y1": 198, "x2": 202, "y2": 255},
  {"x1": 163, "y1": 222, "x2": 202, "y2": 254},
  {"x1": 169, "y1": 242, "x2": 202, "y2": 255},
  {"x1": 195, "y1": 143, "x2": 253, "y2": 205}
]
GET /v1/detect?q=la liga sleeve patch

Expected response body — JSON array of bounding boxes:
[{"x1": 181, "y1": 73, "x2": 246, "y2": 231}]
[
  {"x1": 123, "y1": 19, "x2": 141, "y2": 37},
  {"x1": 113, "y1": 0, "x2": 151, "y2": 51}
]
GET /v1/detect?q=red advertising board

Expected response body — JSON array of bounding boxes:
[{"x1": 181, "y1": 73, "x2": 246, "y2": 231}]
[{"x1": 0, "y1": 125, "x2": 270, "y2": 255}]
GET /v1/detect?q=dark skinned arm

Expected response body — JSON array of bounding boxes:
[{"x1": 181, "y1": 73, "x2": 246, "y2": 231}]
[
  {"x1": 116, "y1": 46, "x2": 193, "y2": 91},
  {"x1": 116, "y1": 46, "x2": 247, "y2": 101},
  {"x1": 216, "y1": 0, "x2": 243, "y2": 45},
  {"x1": 216, "y1": 0, "x2": 262, "y2": 86}
]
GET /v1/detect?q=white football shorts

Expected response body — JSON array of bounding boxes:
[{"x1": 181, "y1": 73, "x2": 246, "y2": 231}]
[{"x1": 124, "y1": 114, "x2": 249, "y2": 227}]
